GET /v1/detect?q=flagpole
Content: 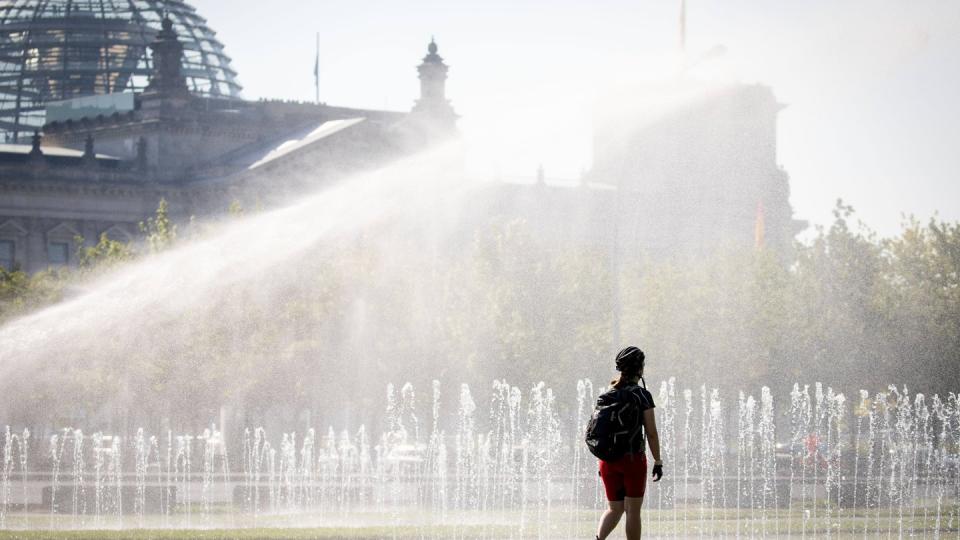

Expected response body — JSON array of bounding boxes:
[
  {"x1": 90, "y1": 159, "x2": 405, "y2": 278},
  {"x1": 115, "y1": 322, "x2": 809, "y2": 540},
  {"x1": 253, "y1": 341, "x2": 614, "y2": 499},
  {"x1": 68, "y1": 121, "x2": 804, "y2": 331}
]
[{"x1": 314, "y1": 32, "x2": 320, "y2": 104}]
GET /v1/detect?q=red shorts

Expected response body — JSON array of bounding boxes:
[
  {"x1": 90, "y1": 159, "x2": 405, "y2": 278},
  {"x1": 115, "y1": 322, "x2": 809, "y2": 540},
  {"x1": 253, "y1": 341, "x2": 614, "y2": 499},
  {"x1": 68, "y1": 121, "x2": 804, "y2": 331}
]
[{"x1": 599, "y1": 453, "x2": 648, "y2": 501}]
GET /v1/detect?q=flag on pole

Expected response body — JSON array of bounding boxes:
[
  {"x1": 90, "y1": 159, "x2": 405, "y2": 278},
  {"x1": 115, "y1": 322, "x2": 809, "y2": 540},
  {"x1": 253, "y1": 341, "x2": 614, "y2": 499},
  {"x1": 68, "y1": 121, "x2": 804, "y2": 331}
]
[
  {"x1": 313, "y1": 33, "x2": 320, "y2": 104},
  {"x1": 754, "y1": 199, "x2": 766, "y2": 249}
]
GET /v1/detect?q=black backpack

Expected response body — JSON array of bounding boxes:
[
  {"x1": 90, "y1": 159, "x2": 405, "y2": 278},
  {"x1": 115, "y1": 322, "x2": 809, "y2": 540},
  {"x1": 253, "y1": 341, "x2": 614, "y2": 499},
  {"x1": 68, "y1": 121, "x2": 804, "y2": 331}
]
[{"x1": 584, "y1": 385, "x2": 651, "y2": 461}]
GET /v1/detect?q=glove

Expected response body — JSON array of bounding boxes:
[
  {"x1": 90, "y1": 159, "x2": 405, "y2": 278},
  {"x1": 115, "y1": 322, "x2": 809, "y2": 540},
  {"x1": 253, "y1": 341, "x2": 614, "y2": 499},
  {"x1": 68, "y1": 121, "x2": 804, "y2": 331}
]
[{"x1": 652, "y1": 463, "x2": 663, "y2": 482}]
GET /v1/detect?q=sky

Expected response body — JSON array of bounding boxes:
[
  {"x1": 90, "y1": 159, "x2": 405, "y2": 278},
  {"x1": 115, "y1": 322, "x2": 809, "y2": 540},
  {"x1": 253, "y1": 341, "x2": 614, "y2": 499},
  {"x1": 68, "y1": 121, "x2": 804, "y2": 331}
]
[{"x1": 191, "y1": 0, "x2": 960, "y2": 236}]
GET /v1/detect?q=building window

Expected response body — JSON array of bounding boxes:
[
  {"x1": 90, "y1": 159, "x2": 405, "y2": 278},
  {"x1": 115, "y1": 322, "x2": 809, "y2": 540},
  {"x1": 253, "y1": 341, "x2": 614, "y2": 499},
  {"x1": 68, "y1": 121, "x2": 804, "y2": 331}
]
[
  {"x1": 0, "y1": 240, "x2": 13, "y2": 270},
  {"x1": 48, "y1": 242, "x2": 69, "y2": 266}
]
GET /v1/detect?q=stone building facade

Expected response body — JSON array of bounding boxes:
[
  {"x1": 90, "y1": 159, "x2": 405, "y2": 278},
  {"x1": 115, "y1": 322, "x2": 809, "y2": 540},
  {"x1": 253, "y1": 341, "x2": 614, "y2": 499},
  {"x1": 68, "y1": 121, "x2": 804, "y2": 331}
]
[
  {"x1": 0, "y1": 17, "x2": 456, "y2": 272},
  {"x1": 0, "y1": 13, "x2": 802, "y2": 275},
  {"x1": 590, "y1": 80, "x2": 805, "y2": 258}
]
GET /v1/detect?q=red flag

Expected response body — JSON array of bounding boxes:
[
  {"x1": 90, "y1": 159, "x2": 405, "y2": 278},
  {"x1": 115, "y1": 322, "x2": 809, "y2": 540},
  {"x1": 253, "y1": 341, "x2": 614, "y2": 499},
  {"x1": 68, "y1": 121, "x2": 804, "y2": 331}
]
[{"x1": 754, "y1": 199, "x2": 766, "y2": 249}]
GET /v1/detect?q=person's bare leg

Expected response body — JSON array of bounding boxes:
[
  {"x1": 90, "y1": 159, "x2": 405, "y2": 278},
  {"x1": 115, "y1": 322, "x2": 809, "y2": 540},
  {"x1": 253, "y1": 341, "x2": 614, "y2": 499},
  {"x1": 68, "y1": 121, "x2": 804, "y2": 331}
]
[
  {"x1": 596, "y1": 500, "x2": 624, "y2": 539},
  {"x1": 624, "y1": 496, "x2": 644, "y2": 539}
]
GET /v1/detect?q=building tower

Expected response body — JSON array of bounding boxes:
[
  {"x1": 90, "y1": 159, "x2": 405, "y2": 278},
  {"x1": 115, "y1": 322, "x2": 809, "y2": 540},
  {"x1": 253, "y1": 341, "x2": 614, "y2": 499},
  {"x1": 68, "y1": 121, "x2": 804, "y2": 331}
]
[
  {"x1": 143, "y1": 17, "x2": 190, "y2": 98},
  {"x1": 412, "y1": 38, "x2": 457, "y2": 135}
]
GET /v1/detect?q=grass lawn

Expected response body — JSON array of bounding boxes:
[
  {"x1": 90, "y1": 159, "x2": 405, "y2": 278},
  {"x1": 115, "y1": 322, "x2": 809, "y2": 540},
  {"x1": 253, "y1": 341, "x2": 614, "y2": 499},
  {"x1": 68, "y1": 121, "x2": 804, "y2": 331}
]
[
  {"x1": 0, "y1": 527, "x2": 478, "y2": 539},
  {"x1": 0, "y1": 507, "x2": 956, "y2": 539}
]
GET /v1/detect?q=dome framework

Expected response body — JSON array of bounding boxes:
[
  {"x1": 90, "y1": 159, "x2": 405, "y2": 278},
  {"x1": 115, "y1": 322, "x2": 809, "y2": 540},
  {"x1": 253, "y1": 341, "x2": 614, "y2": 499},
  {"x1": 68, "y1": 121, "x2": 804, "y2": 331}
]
[{"x1": 0, "y1": 0, "x2": 242, "y2": 142}]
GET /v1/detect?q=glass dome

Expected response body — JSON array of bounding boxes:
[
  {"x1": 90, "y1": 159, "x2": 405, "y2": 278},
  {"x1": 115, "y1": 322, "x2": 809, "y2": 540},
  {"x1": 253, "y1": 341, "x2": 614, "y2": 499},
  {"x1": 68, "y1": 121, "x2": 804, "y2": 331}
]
[{"x1": 0, "y1": 0, "x2": 243, "y2": 142}]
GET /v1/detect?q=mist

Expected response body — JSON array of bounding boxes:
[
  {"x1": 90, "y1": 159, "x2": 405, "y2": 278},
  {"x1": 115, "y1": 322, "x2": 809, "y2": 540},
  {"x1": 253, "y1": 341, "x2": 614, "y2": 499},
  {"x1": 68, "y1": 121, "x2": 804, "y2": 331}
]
[{"x1": 1, "y1": 0, "x2": 958, "y2": 535}]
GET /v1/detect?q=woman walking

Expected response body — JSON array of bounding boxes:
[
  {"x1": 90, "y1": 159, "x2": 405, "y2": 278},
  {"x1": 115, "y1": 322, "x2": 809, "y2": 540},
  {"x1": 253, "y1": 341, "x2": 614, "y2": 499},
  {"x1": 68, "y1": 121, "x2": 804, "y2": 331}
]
[{"x1": 590, "y1": 346, "x2": 663, "y2": 540}]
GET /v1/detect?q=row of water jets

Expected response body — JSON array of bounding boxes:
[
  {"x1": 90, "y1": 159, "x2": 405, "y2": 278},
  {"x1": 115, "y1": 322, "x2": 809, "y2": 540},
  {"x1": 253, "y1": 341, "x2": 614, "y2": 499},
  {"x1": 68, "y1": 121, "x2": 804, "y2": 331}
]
[{"x1": 2, "y1": 379, "x2": 959, "y2": 538}]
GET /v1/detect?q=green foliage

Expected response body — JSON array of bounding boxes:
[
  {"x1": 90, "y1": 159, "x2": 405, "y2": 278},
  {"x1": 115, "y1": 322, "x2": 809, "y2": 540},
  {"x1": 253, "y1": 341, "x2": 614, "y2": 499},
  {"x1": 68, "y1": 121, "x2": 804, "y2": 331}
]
[
  {"x1": 611, "y1": 199, "x2": 960, "y2": 394},
  {"x1": 0, "y1": 266, "x2": 67, "y2": 322},
  {"x1": 140, "y1": 197, "x2": 177, "y2": 253},
  {"x1": 76, "y1": 233, "x2": 135, "y2": 271},
  {"x1": 2, "y1": 196, "x2": 959, "y2": 425},
  {"x1": 228, "y1": 199, "x2": 244, "y2": 216},
  {"x1": 0, "y1": 198, "x2": 171, "y2": 323}
]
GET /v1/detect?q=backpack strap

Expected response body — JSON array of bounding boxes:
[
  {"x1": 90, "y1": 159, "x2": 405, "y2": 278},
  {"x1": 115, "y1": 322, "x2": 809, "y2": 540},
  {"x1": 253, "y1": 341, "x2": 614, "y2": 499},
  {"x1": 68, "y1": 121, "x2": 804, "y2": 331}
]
[
  {"x1": 635, "y1": 386, "x2": 652, "y2": 409},
  {"x1": 625, "y1": 388, "x2": 648, "y2": 455}
]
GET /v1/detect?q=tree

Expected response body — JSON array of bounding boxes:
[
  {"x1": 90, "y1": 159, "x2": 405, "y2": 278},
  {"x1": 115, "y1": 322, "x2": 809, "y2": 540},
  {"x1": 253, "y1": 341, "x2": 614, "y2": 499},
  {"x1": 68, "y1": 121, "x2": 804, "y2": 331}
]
[
  {"x1": 140, "y1": 197, "x2": 177, "y2": 252},
  {"x1": 880, "y1": 217, "x2": 960, "y2": 394},
  {"x1": 0, "y1": 267, "x2": 67, "y2": 322},
  {"x1": 76, "y1": 233, "x2": 135, "y2": 271}
]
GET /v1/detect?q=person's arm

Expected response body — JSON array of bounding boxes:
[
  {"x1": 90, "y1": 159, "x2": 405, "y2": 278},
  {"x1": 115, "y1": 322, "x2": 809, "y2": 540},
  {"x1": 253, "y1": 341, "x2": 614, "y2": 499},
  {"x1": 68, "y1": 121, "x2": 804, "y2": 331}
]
[
  {"x1": 643, "y1": 408, "x2": 661, "y2": 463},
  {"x1": 643, "y1": 408, "x2": 664, "y2": 481}
]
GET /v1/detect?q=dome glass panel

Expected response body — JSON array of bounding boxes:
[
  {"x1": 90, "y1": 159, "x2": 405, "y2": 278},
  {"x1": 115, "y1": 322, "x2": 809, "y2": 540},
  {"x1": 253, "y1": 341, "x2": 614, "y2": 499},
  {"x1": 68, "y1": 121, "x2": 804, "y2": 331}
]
[{"x1": 0, "y1": 0, "x2": 243, "y2": 142}]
